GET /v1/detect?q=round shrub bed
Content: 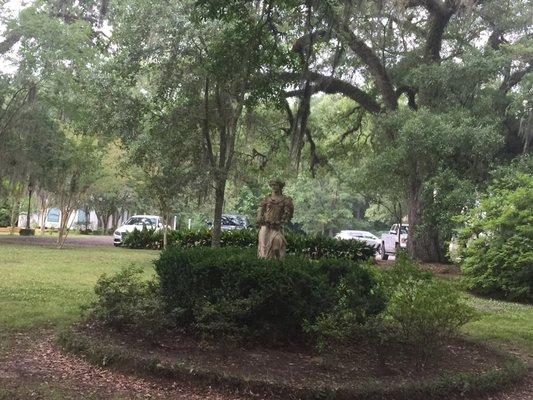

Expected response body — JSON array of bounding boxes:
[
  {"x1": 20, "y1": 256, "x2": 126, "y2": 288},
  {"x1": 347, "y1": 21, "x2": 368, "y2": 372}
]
[
  {"x1": 58, "y1": 326, "x2": 527, "y2": 400},
  {"x1": 76, "y1": 248, "x2": 528, "y2": 399}
]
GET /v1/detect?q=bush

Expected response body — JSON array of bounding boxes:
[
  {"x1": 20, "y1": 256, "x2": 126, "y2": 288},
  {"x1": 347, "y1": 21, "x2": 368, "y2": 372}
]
[
  {"x1": 379, "y1": 254, "x2": 476, "y2": 358},
  {"x1": 123, "y1": 227, "x2": 163, "y2": 249},
  {"x1": 19, "y1": 228, "x2": 35, "y2": 236},
  {"x1": 124, "y1": 228, "x2": 375, "y2": 262},
  {"x1": 85, "y1": 266, "x2": 171, "y2": 337},
  {"x1": 154, "y1": 246, "x2": 384, "y2": 345},
  {"x1": 457, "y1": 166, "x2": 533, "y2": 302}
]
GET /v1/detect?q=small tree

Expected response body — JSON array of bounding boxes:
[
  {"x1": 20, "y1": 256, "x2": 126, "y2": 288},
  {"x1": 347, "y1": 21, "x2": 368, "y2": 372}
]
[{"x1": 50, "y1": 133, "x2": 101, "y2": 248}]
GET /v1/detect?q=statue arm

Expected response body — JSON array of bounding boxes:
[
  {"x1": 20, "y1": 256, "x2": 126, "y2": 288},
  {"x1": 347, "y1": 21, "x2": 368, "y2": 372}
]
[
  {"x1": 283, "y1": 197, "x2": 294, "y2": 223},
  {"x1": 256, "y1": 200, "x2": 266, "y2": 224}
]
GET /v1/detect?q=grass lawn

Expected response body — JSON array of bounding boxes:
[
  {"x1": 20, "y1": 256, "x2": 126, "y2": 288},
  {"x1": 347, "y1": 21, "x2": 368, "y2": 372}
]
[
  {"x1": 463, "y1": 296, "x2": 533, "y2": 359},
  {"x1": 0, "y1": 242, "x2": 158, "y2": 332},
  {"x1": 0, "y1": 241, "x2": 531, "y2": 360},
  {"x1": 0, "y1": 241, "x2": 531, "y2": 399}
]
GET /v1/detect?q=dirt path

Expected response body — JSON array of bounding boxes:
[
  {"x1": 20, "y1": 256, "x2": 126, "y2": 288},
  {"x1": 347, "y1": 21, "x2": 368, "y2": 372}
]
[{"x1": 1, "y1": 330, "x2": 531, "y2": 400}]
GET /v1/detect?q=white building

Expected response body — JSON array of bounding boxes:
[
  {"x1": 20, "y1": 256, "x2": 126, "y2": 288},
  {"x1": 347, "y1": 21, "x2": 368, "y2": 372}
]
[{"x1": 18, "y1": 208, "x2": 115, "y2": 231}]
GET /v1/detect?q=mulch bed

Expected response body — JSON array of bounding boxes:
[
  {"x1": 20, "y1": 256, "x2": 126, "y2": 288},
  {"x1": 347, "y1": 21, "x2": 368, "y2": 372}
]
[{"x1": 58, "y1": 324, "x2": 530, "y2": 399}]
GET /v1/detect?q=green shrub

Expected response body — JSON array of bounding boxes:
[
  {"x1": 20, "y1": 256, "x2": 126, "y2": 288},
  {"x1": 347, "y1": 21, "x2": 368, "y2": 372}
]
[
  {"x1": 123, "y1": 227, "x2": 163, "y2": 249},
  {"x1": 85, "y1": 266, "x2": 171, "y2": 337},
  {"x1": 457, "y1": 167, "x2": 533, "y2": 302},
  {"x1": 380, "y1": 254, "x2": 476, "y2": 358},
  {"x1": 19, "y1": 228, "x2": 35, "y2": 236},
  {"x1": 125, "y1": 228, "x2": 375, "y2": 262},
  {"x1": 154, "y1": 246, "x2": 384, "y2": 344}
]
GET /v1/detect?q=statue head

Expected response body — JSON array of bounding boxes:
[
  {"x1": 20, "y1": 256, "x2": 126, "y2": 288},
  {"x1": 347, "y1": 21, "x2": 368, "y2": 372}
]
[{"x1": 268, "y1": 179, "x2": 285, "y2": 195}]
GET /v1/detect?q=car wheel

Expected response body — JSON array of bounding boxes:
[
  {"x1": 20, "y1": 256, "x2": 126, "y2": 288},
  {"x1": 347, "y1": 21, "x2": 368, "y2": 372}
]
[
  {"x1": 113, "y1": 243, "x2": 120, "y2": 247},
  {"x1": 380, "y1": 243, "x2": 389, "y2": 260}
]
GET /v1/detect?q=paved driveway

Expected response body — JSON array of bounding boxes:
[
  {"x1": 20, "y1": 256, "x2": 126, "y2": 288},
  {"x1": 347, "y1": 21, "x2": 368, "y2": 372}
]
[{"x1": 0, "y1": 234, "x2": 114, "y2": 248}]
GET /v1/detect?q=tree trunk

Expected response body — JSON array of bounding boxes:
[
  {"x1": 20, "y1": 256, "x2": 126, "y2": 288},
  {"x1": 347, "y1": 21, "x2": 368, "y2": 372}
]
[
  {"x1": 40, "y1": 205, "x2": 47, "y2": 235},
  {"x1": 211, "y1": 176, "x2": 226, "y2": 248},
  {"x1": 58, "y1": 206, "x2": 70, "y2": 248},
  {"x1": 111, "y1": 211, "x2": 119, "y2": 232},
  {"x1": 9, "y1": 198, "x2": 19, "y2": 232},
  {"x1": 163, "y1": 214, "x2": 168, "y2": 250},
  {"x1": 407, "y1": 185, "x2": 442, "y2": 262}
]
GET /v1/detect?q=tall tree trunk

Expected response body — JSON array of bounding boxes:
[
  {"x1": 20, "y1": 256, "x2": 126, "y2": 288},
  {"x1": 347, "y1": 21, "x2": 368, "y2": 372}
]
[
  {"x1": 407, "y1": 184, "x2": 442, "y2": 262},
  {"x1": 39, "y1": 205, "x2": 47, "y2": 235},
  {"x1": 9, "y1": 198, "x2": 19, "y2": 233},
  {"x1": 211, "y1": 176, "x2": 226, "y2": 247},
  {"x1": 163, "y1": 212, "x2": 168, "y2": 250}
]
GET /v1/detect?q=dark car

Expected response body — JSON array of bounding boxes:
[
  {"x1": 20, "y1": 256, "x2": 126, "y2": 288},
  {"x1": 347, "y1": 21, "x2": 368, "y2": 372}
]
[{"x1": 206, "y1": 214, "x2": 250, "y2": 231}]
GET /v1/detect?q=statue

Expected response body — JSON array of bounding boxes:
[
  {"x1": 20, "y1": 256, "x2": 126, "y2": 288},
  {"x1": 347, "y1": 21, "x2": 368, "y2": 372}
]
[{"x1": 256, "y1": 179, "x2": 294, "y2": 260}]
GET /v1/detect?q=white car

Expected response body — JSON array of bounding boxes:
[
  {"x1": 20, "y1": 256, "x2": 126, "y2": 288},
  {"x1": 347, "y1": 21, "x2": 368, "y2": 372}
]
[
  {"x1": 335, "y1": 230, "x2": 381, "y2": 250},
  {"x1": 380, "y1": 224, "x2": 409, "y2": 260},
  {"x1": 113, "y1": 215, "x2": 164, "y2": 246}
]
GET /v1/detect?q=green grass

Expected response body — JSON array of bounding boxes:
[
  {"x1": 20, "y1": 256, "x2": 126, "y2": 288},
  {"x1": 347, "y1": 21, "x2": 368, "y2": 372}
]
[
  {"x1": 1, "y1": 241, "x2": 531, "y2": 360},
  {"x1": 463, "y1": 296, "x2": 533, "y2": 357},
  {"x1": 0, "y1": 242, "x2": 157, "y2": 331},
  {"x1": 0, "y1": 242, "x2": 530, "y2": 399}
]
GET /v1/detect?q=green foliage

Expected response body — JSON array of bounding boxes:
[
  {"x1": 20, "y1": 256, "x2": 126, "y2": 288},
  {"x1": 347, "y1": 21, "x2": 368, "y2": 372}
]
[
  {"x1": 86, "y1": 266, "x2": 170, "y2": 337},
  {"x1": 123, "y1": 228, "x2": 376, "y2": 261},
  {"x1": 0, "y1": 199, "x2": 12, "y2": 227},
  {"x1": 154, "y1": 246, "x2": 384, "y2": 344},
  {"x1": 378, "y1": 254, "x2": 476, "y2": 357},
  {"x1": 122, "y1": 227, "x2": 163, "y2": 250},
  {"x1": 458, "y1": 162, "x2": 533, "y2": 302}
]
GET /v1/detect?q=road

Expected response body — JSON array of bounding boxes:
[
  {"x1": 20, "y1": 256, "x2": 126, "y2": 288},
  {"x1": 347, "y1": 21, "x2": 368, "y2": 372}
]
[{"x1": 0, "y1": 233, "x2": 114, "y2": 248}]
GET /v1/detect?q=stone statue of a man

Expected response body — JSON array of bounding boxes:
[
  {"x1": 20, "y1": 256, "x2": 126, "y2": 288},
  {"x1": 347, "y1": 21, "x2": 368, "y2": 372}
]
[{"x1": 257, "y1": 179, "x2": 294, "y2": 260}]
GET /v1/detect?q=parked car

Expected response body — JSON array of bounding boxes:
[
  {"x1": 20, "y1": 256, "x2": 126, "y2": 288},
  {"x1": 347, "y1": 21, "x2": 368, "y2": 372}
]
[
  {"x1": 113, "y1": 215, "x2": 164, "y2": 246},
  {"x1": 335, "y1": 230, "x2": 381, "y2": 250},
  {"x1": 206, "y1": 214, "x2": 250, "y2": 231},
  {"x1": 380, "y1": 224, "x2": 409, "y2": 260}
]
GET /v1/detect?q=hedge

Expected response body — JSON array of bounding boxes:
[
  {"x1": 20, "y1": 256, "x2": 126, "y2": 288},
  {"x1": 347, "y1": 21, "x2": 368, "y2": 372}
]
[
  {"x1": 154, "y1": 246, "x2": 385, "y2": 344},
  {"x1": 123, "y1": 228, "x2": 376, "y2": 262}
]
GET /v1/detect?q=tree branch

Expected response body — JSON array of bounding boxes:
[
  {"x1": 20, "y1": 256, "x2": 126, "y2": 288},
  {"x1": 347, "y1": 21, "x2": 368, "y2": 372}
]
[
  {"x1": 406, "y1": 0, "x2": 457, "y2": 62},
  {"x1": 499, "y1": 63, "x2": 533, "y2": 94},
  {"x1": 335, "y1": 23, "x2": 398, "y2": 110},
  {"x1": 202, "y1": 77, "x2": 215, "y2": 169},
  {"x1": 280, "y1": 71, "x2": 382, "y2": 114},
  {"x1": 0, "y1": 31, "x2": 22, "y2": 54}
]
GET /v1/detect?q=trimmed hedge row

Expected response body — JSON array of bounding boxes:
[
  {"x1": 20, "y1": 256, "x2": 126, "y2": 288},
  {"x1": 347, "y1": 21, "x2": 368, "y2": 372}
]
[
  {"x1": 123, "y1": 228, "x2": 376, "y2": 262},
  {"x1": 154, "y1": 246, "x2": 385, "y2": 344}
]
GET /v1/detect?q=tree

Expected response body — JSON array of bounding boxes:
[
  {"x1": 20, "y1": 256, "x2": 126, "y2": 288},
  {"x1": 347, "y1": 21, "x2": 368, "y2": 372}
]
[
  {"x1": 50, "y1": 133, "x2": 101, "y2": 248},
  {"x1": 201, "y1": 0, "x2": 532, "y2": 261}
]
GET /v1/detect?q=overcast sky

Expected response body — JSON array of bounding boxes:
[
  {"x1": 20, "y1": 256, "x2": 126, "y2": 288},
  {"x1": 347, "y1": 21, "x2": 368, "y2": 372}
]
[{"x1": 0, "y1": 0, "x2": 31, "y2": 74}]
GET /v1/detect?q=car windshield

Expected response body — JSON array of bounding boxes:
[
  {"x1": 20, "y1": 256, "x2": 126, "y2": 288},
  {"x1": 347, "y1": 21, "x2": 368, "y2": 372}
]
[
  {"x1": 400, "y1": 226, "x2": 409, "y2": 234},
  {"x1": 222, "y1": 215, "x2": 247, "y2": 226},
  {"x1": 126, "y1": 217, "x2": 157, "y2": 226},
  {"x1": 221, "y1": 216, "x2": 238, "y2": 226}
]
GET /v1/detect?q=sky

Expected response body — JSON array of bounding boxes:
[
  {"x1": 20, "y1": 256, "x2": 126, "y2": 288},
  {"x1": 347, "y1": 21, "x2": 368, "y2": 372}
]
[{"x1": 0, "y1": 0, "x2": 31, "y2": 74}]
